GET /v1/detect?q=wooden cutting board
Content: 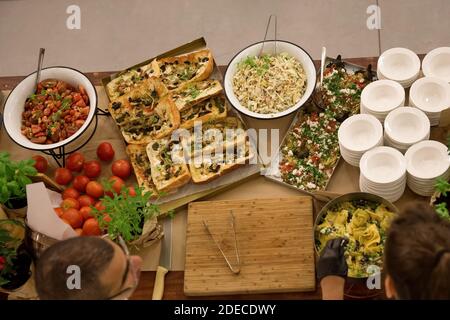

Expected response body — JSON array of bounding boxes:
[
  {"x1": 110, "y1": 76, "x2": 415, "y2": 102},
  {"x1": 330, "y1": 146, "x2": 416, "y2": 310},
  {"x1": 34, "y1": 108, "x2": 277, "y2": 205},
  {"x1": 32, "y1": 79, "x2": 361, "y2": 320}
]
[{"x1": 184, "y1": 196, "x2": 316, "y2": 296}]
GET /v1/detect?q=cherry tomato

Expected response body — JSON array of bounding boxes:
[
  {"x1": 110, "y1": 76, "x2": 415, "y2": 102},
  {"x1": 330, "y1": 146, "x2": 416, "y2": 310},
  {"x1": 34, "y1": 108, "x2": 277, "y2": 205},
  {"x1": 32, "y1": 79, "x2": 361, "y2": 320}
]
[
  {"x1": 83, "y1": 160, "x2": 102, "y2": 178},
  {"x1": 55, "y1": 168, "x2": 73, "y2": 185},
  {"x1": 111, "y1": 159, "x2": 132, "y2": 179},
  {"x1": 82, "y1": 218, "x2": 102, "y2": 236},
  {"x1": 97, "y1": 142, "x2": 115, "y2": 161},
  {"x1": 78, "y1": 194, "x2": 95, "y2": 207},
  {"x1": 94, "y1": 200, "x2": 106, "y2": 212},
  {"x1": 54, "y1": 207, "x2": 64, "y2": 217},
  {"x1": 109, "y1": 176, "x2": 125, "y2": 194},
  {"x1": 86, "y1": 181, "x2": 104, "y2": 199},
  {"x1": 62, "y1": 187, "x2": 80, "y2": 200},
  {"x1": 79, "y1": 206, "x2": 94, "y2": 220},
  {"x1": 65, "y1": 152, "x2": 85, "y2": 172},
  {"x1": 126, "y1": 186, "x2": 137, "y2": 197},
  {"x1": 32, "y1": 155, "x2": 48, "y2": 173},
  {"x1": 61, "y1": 197, "x2": 80, "y2": 211},
  {"x1": 62, "y1": 208, "x2": 83, "y2": 229},
  {"x1": 72, "y1": 175, "x2": 90, "y2": 193}
]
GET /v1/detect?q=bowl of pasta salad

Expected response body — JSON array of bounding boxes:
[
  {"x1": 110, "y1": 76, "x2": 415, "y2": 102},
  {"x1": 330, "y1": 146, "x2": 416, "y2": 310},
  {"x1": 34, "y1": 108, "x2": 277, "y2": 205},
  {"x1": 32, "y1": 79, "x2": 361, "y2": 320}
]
[
  {"x1": 224, "y1": 40, "x2": 316, "y2": 119},
  {"x1": 314, "y1": 192, "x2": 398, "y2": 279}
]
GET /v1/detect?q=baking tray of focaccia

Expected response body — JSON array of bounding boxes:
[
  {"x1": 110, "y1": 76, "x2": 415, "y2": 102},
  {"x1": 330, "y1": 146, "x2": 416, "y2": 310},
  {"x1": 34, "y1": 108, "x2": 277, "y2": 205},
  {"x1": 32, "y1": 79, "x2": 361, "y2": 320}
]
[{"x1": 102, "y1": 38, "x2": 260, "y2": 210}]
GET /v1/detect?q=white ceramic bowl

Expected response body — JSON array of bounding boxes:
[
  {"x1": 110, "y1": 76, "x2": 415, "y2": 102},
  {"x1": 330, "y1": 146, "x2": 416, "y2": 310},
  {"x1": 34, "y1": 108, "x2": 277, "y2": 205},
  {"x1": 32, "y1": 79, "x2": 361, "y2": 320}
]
[
  {"x1": 409, "y1": 76, "x2": 450, "y2": 113},
  {"x1": 224, "y1": 40, "x2": 316, "y2": 119},
  {"x1": 422, "y1": 47, "x2": 450, "y2": 83},
  {"x1": 3, "y1": 66, "x2": 97, "y2": 151},
  {"x1": 338, "y1": 114, "x2": 383, "y2": 153},
  {"x1": 384, "y1": 107, "x2": 430, "y2": 145},
  {"x1": 404, "y1": 140, "x2": 450, "y2": 180},
  {"x1": 361, "y1": 80, "x2": 405, "y2": 113},
  {"x1": 378, "y1": 48, "x2": 421, "y2": 82},
  {"x1": 359, "y1": 146, "x2": 406, "y2": 184}
]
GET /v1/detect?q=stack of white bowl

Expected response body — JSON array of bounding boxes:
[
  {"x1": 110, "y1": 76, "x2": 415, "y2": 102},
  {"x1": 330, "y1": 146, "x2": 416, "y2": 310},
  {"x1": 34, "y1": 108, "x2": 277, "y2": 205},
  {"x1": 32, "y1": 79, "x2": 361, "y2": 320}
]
[
  {"x1": 338, "y1": 114, "x2": 383, "y2": 167},
  {"x1": 359, "y1": 146, "x2": 407, "y2": 203},
  {"x1": 384, "y1": 107, "x2": 430, "y2": 153},
  {"x1": 360, "y1": 79, "x2": 405, "y2": 123},
  {"x1": 422, "y1": 47, "x2": 450, "y2": 83},
  {"x1": 409, "y1": 76, "x2": 450, "y2": 126},
  {"x1": 405, "y1": 140, "x2": 450, "y2": 196},
  {"x1": 377, "y1": 48, "x2": 421, "y2": 88}
]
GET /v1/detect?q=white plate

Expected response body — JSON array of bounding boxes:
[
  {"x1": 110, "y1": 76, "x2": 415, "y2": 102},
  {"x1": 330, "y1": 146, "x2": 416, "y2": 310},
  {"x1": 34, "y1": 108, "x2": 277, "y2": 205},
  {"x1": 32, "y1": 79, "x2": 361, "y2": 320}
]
[
  {"x1": 338, "y1": 114, "x2": 383, "y2": 153},
  {"x1": 409, "y1": 76, "x2": 450, "y2": 113},
  {"x1": 384, "y1": 107, "x2": 430, "y2": 144},
  {"x1": 3, "y1": 66, "x2": 97, "y2": 150},
  {"x1": 223, "y1": 40, "x2": 316, "y2": 119},
  {"x1": 361, "y1": 80, "x2": 405, "y2": 113},
  {"x1": 422, "y1": 47, "x2": 450, "y2": 83},
  {"x1": 378, "y1": 48, "x2": 421, "y2": 82},
  {"x1": 360, "y1": 146, "x2": 406, "y2": 184},
  {"x1": 405, "y1": 140, "x2": 450, "y2": 179}
]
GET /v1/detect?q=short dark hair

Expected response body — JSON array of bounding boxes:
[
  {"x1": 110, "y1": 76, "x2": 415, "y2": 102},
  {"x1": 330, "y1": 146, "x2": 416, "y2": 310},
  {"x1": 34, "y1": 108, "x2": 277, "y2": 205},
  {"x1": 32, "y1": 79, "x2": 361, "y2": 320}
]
[
  {"x1": 35, "y1": 236, "x2": 115, "y2": 300},
  {"x1": 384, "y1": 203, "x2": 450, "y2": 299}
]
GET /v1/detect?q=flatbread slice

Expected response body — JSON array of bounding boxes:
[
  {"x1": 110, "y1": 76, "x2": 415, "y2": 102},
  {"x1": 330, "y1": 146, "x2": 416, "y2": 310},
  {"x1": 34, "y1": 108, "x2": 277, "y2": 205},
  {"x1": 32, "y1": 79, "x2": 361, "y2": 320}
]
[
  {"x1": 179, "y1": 95, "x2": 227, "y2": 130},
  {"x1": 146, "y1": 137, "x2": 191, "y2": 192},
  {"x1": 171, "y1": 79, "x2": 222, "y2": 111},
  {"x1": 126, "y1": 144, "x2": 157, "y2": 195},
  {"x1": 156, "y1": 49, "x2": 214, "y2": 90}
]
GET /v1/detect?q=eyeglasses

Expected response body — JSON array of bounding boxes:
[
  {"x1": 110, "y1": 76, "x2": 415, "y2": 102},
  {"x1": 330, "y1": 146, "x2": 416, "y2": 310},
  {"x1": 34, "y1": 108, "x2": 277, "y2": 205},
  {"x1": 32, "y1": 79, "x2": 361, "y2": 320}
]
[{"x1": 103, "y1": 235, "x2": 140, "y2": 300}]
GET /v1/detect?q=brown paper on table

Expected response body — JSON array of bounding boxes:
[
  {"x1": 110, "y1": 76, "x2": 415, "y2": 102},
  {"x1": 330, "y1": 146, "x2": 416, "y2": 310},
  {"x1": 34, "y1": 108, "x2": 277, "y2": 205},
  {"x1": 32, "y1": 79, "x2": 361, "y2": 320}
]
[{"x1": 26, "y1": 182, "x2": 77, "y2": 240}]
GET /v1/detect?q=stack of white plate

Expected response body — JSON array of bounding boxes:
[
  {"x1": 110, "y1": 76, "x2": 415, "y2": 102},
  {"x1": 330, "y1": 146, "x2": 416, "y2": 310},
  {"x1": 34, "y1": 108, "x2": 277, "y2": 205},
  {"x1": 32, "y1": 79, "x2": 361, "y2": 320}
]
[
  {"x1": 338, "y1": 114, "x2": 383, "y2": 167},
  {"x1": 409, "y1": 76, "x2": 450, "y2": 126},
  {"x1": 384, "y1": 107, "x2": 430, "y2": 153},
  {"x1": 422, "y1": 47, "x2": 450, "y2": 83},
  {"x1": 405, "y1": 140, "x2": 450, "y2": 196},
  {"x1": 360, "y1": 79, "x2": 405, "y2": 123},
  {"x1": 377, "y1": 48, "x2": 421, "y2": 88},
  {"x1": 359, "y1": 146, "x2": 407, "y2": 203}
]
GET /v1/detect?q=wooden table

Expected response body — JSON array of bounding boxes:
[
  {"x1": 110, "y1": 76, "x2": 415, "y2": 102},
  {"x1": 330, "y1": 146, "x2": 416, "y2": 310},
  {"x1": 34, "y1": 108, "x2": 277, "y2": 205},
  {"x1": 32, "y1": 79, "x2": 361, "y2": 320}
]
[{"x1": 0, "y1": 56, "x2": 418, "y2": 300}]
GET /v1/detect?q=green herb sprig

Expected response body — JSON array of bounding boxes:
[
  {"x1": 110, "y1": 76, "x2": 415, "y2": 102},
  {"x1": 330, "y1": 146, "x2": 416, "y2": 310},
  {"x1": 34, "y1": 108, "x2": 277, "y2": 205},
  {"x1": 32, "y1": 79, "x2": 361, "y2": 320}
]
[
  {"x1": 0, "y1": 152, "x2": 37, "y2": 207},
  {"x1": 91, "y1": 184, "x2": 161, "y2": 243}
]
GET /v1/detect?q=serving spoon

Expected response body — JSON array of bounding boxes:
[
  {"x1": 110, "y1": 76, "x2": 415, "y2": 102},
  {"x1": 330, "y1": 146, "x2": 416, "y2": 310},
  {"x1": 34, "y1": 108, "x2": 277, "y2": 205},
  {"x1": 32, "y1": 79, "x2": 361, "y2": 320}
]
[
  {"x1": 35, "y1": 48, "x2": 45, "y2": 89},
  {"x1": 320, "y1": 46, "x2": 327, "y2": 87}
]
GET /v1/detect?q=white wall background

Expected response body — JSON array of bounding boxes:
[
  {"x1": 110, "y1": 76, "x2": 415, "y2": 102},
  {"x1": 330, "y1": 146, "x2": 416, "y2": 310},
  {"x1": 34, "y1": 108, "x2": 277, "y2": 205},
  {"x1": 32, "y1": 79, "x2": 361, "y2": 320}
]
[{"x1": 0, "y1": 0, "x2": 449, "y2": 76}]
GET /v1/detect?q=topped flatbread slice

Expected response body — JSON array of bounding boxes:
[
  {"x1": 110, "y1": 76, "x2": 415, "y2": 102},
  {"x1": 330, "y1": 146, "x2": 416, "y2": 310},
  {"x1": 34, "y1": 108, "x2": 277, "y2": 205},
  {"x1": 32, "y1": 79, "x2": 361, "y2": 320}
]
[
  {"x1": 156, "y1": 49, "x2": 214, "y2": 90},
  {"x1": 171, "y1": 79, "x2": 222, "y2": 111}
]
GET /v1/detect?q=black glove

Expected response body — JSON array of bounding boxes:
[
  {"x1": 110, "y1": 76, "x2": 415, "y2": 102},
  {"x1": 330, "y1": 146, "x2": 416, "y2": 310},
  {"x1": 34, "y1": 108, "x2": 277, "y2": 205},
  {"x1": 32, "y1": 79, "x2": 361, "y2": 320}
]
[{"x1": 317, "y1": 237, "x2": 348, "y2": 281}]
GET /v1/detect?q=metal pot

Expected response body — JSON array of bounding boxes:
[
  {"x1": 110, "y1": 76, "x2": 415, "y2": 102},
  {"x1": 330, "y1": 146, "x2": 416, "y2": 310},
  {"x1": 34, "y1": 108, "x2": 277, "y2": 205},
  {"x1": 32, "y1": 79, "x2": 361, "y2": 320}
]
[{"x1": 314, "y1": 192, "x2": 399, "y2": 299}]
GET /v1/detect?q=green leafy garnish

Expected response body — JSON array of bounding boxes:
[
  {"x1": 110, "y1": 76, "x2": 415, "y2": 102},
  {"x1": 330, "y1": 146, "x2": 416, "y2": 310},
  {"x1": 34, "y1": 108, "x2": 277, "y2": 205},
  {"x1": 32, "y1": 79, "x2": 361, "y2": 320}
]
[
  {"x1": 0, "y1": 152, "x2": 37, "y2": 208},
  {"x1": 91, "y1": 184, "x2": 161, "y2": 243},
  {"x1": 187, "y1": 85, "x2": 200, "y2": 99},
  {"x1": 435, "y1": 178, "x2": 450, "y2": 197},
  {"x1": 435, "y1": 202, "x2": 450, "y2": 221}
]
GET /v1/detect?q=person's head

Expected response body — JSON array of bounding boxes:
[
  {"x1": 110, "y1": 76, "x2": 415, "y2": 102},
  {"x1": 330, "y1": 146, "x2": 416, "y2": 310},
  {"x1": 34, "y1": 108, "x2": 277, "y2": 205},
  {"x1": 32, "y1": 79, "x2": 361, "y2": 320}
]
[
  {"x1": 384, "y1": 203, "x2": 450, "y2": 299},
  {"x1": 35, "y1": 236, "x2": 143, "y2": 300}
]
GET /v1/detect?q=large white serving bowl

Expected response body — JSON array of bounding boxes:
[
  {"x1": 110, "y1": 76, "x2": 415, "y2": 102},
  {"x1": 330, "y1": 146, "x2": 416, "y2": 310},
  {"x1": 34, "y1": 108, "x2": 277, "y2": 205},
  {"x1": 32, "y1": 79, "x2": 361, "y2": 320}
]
[
  {"x1": 409, "y1": 76, "x2": 450, "y2": 113},
  {"x1": 378, "y1": 48, "x2": 421, "y2": 82},
  {"x1": 224, "y1": 40, "x2": 316, "y2": 119},
  {"x1": 422, "y1": 47, "x2": 450, "y2": 83},
  {"x1": 338, "y1": 114, "x2": 383, "y2": 153},
  {"x1": 384, "y1": 107, "x2": 430, "y2": 145},
  {"x1": 361, "y1": 80, "x2": 405, "y2": 113},
  {"x1": 3, "y1": 66, "x2": 97, "y2": 151},
  {"x1": 359, "y1": 146, "x2": 406, "y2": 184},
  {"x1": 404, "y1": 140, "x2": 450, "y2": 180}
]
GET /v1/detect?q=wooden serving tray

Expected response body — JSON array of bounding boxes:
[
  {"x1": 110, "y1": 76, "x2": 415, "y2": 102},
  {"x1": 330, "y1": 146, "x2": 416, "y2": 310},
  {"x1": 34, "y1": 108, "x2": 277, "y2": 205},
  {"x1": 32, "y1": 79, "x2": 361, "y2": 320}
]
[{"x1": 184, "y1": 196, "x2": 316, "y2": 296}]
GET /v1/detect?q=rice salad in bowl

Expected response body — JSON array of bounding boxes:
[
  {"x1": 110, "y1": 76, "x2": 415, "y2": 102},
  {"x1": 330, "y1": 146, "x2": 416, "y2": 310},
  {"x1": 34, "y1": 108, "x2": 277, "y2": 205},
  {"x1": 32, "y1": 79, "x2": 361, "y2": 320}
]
[{"x1": 232, "y1": 52, "x2": 307, "y2": 114}]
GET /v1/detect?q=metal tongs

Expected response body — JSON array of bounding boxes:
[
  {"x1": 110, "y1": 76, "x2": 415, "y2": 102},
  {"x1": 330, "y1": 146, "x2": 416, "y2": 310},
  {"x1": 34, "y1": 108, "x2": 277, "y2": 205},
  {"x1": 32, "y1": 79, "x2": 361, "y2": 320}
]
[{"x1": 203, "y1": 211, "x2": 241, "y2": 274}]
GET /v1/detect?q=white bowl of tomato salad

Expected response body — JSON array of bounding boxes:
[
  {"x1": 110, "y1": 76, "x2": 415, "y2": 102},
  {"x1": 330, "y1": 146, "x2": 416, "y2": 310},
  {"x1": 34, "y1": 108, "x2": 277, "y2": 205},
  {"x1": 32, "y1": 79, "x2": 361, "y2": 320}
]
[{"x1": 3, "y1": 66, "x2": 97, "y2": 150}]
